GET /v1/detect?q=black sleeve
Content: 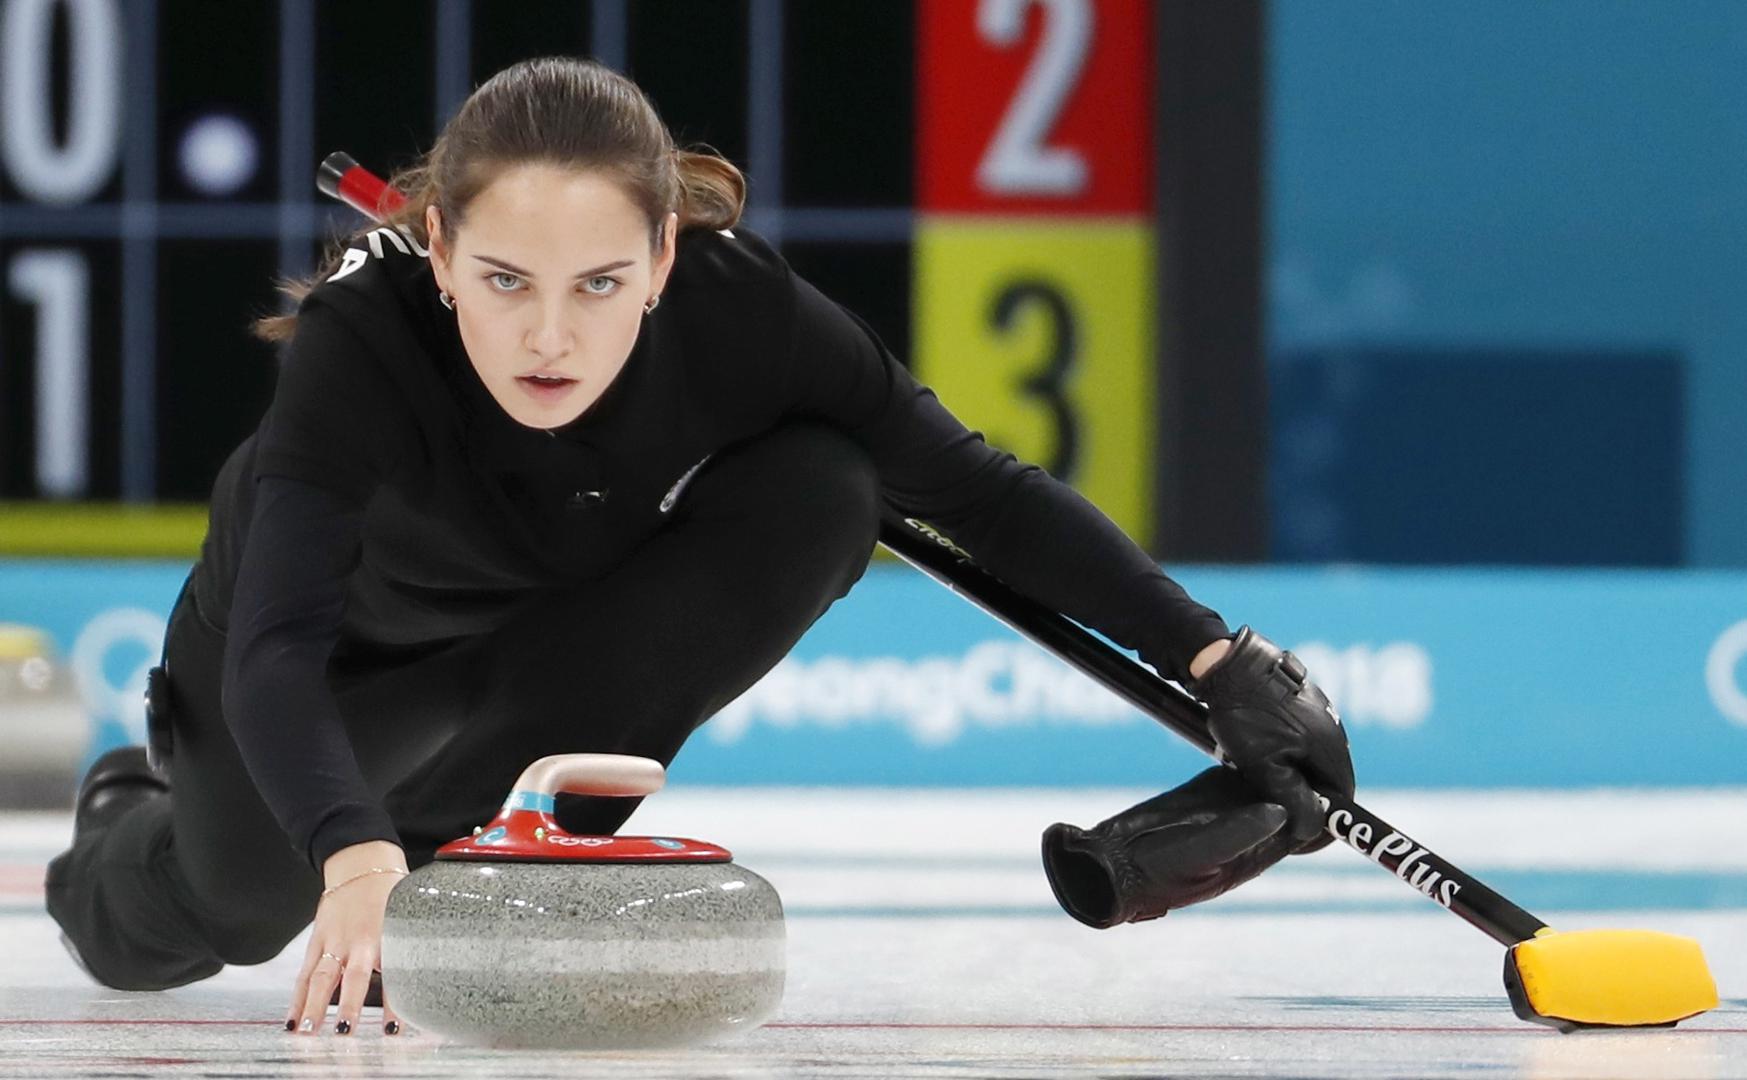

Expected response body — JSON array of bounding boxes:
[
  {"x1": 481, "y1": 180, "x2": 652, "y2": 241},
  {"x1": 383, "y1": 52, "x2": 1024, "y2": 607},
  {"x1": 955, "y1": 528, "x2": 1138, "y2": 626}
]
[
  {"x1": 221, "y1": 474, "x2": 401, "y2": 872},
  {"x1": 221, "y1": 301, "x2": 415, "y2": 872},
  {"x1": 780, "y1": 269, "x2": 1231, "y2": 686}
]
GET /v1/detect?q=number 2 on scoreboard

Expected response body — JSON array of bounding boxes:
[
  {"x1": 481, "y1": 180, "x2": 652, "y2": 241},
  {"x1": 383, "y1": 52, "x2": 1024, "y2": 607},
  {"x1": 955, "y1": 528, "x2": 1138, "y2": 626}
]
[{"x1": 975, "y1": 0, "x2": 1093, "y2": 197}]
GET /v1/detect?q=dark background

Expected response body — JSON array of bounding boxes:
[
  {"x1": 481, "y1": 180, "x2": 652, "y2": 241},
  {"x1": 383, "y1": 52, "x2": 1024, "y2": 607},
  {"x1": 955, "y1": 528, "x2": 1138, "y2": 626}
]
[{"x1": 3, "y1": 1, "x2": 1739, "y2": 567}]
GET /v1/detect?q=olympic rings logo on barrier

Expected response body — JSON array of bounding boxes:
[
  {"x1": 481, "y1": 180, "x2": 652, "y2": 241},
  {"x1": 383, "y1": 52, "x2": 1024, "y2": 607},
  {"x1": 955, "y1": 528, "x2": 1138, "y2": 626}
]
[
  {"x1": 1705, "y1": 620, "x2": 1747, "y2": 729},
  {"x1": 68, "y1": 607, "x2": 168, "y2": 745}
]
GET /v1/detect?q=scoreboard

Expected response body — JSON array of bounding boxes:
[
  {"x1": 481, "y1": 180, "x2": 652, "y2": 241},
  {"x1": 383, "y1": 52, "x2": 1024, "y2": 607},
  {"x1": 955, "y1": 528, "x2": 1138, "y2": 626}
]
[
  {"x1": 0, "y1": 0, "x2": 1260, "y2": 557},
  {"x1": 914, "y1": 0, "x2": 1157, "y2": 543}
]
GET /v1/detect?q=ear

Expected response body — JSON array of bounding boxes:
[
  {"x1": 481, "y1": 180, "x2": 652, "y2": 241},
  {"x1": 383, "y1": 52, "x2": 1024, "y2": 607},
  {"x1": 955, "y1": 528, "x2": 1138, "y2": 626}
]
[
  {"x1": 425, "y1": 205, "x2": 451, "y2": 290},
  {"x1": 650, "y1": 211, "x2": 679, "y2": 296}
]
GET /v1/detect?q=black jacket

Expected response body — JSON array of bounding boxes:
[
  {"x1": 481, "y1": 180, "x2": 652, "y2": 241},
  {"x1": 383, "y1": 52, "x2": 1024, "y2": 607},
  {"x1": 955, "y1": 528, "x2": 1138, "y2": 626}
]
[{"x1": 199, "y1": 222, "x2": 1230, "y2": 872}]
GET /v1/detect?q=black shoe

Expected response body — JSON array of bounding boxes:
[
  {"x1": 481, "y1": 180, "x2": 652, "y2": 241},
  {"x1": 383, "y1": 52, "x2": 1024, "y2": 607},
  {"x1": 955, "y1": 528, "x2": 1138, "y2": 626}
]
[
  {"x1": 59, "y1": 930, "x2": 96, "y2": 982},
  {"x1": 60, "y1": 746, "x2": 171, "y2": 986},
  {"x1": 73, "y1": 746, "x2": 170, "y2": 839}
]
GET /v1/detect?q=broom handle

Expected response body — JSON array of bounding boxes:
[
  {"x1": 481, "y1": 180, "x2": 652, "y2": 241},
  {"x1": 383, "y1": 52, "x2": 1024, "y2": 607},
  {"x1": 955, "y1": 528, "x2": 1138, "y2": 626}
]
[{"x1": 874, "y1": 511, "x2": 1548, "y2": 946}]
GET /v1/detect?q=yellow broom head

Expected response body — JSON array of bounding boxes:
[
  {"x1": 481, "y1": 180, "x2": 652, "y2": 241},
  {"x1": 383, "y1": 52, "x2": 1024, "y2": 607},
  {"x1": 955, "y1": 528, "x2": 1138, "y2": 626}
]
[{"x1": 1504, "y1": 928, "x2": 1718, "y2": 1031}]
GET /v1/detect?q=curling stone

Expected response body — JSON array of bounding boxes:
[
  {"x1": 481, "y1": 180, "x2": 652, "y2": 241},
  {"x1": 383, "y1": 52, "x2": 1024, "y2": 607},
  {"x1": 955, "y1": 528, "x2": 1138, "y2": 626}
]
[{"x1": 379, "y1": 753, "x2": 784, "y2": 1049}]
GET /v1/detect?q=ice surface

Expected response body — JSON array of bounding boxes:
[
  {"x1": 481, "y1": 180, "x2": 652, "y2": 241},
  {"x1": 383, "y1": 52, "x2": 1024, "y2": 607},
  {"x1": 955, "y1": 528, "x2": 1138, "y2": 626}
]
[{"x1": 3, "y1": 789, "x2": 1743, "y2": 1078}]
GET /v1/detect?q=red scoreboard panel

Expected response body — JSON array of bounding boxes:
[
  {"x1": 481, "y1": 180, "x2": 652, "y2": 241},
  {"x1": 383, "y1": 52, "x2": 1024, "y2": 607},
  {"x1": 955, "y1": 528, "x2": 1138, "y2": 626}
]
[{"x1": 917, "y1": 0, "x2": 1152, "y2": 213}]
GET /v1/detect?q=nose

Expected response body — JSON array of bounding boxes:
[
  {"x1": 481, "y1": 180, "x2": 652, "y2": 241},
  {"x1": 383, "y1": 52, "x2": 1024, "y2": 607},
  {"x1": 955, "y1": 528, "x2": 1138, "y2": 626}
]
[{"x1": 525, "y1": 301, "x2": 576, "y2": 359}]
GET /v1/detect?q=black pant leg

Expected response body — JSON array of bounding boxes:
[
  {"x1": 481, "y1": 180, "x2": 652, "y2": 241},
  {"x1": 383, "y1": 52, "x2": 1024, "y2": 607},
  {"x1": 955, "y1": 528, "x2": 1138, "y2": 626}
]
[
  {"x1": 42, "y1": 569, "x2": 483, "y2": 990},
  {"x1": 384, "y1": 419, "x2": 882, "y2": 863},
  {"x1": 43, "y1": 570, "x2": 320, "y2": 990}
]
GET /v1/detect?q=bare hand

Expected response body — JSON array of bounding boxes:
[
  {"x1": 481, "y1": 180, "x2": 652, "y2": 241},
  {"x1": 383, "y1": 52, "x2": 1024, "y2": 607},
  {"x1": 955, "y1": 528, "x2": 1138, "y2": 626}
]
[
  {"x1": 1189, "y1": 635, "x2": 1233, "y2": 681},
  {"x1": 287, "y1": 858, "x2": 406, "y2": 1036}
]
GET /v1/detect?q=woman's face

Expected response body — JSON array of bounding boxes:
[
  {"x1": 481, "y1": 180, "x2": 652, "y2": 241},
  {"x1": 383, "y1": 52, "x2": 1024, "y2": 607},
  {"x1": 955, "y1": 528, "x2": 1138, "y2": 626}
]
[{"x1": 426, "y1": 164, "x2": 677, "y2": 430}]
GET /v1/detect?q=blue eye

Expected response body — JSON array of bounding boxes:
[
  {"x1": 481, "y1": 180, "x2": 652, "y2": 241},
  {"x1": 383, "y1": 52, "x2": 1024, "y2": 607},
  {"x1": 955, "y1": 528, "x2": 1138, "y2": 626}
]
[{"x1": 482, "y1": 273, "x2": 623, "y2": 296}]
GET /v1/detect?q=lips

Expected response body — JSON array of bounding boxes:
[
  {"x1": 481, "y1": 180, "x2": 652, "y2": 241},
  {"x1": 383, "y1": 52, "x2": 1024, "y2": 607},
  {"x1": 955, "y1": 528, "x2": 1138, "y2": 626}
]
[{"x1": 517, "y1": 373, "x2": 579, "y2": 401}]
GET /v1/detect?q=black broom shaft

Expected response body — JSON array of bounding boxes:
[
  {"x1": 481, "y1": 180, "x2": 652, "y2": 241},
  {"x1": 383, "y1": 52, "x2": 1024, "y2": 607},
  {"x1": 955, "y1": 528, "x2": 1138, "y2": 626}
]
[{"x1": 876, "y1": 514, "x2": 1548, "y2": 946}]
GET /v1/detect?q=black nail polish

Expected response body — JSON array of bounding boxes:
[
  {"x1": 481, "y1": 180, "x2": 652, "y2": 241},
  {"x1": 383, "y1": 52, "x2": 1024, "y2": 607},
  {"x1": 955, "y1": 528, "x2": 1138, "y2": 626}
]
[
  {"x1": 384, "y1": 1020, "x2": 400, "y2": 1035},
  {"x1": 335, "y1": 1019, "x2": 351, "y2": 1035},
  {"x1": 284, "y1": 1018, "x2": 297, "y2": 1031}
]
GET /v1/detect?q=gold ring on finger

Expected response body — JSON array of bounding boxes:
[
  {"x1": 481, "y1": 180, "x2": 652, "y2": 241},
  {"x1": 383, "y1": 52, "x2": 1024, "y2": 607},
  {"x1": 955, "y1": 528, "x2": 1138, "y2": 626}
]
[{"x1": 320, "y1": 952, "x2": 342, "y2": 964}]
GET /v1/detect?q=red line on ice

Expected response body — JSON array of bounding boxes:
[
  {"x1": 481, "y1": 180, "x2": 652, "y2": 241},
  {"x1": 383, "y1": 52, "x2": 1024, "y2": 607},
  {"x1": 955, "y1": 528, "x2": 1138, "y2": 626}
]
[
  {"x1": 768, "y1": 1021, "x2": 1747, "y2": 1036},
  {"x1": 0, "y1": 1019, "x2": 264, "y2": 1027},
  {"x1": 1, "y1": 1018, "x2": 1741, "y2": 1034}
]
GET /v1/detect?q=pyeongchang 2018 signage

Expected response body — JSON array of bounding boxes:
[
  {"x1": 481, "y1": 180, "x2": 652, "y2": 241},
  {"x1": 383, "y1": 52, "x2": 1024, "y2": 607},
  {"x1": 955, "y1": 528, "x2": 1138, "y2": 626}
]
[
  {"x1": 678, "y1": 564, "x2": 1747, "y2": 788},
  {"x1": 706, "y1": 638, "x2": 1433, "y2": 750},
  {"x1": 2, "y1": 560, "x2": 1745, "y2": 788}
]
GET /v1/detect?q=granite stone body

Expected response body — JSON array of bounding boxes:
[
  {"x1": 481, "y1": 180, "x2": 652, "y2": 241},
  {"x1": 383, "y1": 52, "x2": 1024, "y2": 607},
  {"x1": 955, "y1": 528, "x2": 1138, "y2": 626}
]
[{"x1": 381, "y1": 860, "x2": 786, "y2": 1049}]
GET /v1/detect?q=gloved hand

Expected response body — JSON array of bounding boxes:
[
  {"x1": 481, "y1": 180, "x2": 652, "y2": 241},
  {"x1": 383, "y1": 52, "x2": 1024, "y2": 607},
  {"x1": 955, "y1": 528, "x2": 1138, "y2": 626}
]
[
  {"x1": 1188, "y1": 625, "x2": 1356, "y2": 852},
  {"x1": 1041, "y1": 765, "x2": 1297, "y2": 928}
]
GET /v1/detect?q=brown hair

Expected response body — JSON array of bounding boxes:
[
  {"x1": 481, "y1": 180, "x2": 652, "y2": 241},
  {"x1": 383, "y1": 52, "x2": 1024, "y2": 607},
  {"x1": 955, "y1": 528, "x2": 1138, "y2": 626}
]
[{"x1": 251, "y1": 55, "x2": 747, "y2": 343}]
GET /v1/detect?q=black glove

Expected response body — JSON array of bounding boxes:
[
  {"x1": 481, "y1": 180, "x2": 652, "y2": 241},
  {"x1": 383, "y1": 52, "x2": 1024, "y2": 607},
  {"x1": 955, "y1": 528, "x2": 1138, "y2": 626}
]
[
  {"x1": 1041, "y1": 765, "x2": 1297, "y2": 928},
  {"x1": 1188, "y1": 625, "x2": 1356, "y2": 852}
]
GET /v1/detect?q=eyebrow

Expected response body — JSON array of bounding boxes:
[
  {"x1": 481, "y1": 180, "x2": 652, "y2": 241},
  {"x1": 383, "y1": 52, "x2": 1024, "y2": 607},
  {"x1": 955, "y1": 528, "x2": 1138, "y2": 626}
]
[{"x1": 472, "y1": 255, "x2": 635, "y2": 278}]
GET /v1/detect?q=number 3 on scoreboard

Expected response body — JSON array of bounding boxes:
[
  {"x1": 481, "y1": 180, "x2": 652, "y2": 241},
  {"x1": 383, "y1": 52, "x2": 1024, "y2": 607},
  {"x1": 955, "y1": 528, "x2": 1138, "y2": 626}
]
[
  {"x1": 912, "y1": 223, "x2": 1156, "y2": 545},
  {"x1": 990, "y1": 279, "x2": 1080, "y2": 480}
]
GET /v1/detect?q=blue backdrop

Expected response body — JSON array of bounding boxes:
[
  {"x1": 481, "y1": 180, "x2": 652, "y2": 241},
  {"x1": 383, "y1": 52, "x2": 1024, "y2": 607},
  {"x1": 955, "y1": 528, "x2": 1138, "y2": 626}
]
[{"x1": 1267, "y1": 2, "x2": 1747, "y2": 567}]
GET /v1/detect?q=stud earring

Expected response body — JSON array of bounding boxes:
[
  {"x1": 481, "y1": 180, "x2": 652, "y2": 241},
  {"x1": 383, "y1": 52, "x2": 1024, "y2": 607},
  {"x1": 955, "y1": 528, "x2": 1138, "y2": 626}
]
[
  {"x1": 643, "y1": 295, "x2": 660, "y2": 315},
  {"x1": 438, "y1": 289, "x2": 455, "y2": 311}
]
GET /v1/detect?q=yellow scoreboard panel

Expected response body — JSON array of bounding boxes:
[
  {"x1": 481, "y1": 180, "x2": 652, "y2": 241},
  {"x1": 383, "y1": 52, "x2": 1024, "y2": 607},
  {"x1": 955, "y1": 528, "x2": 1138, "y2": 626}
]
[{"x1": 912, "y1": 218, "x2": 1157, "y2": 548}]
